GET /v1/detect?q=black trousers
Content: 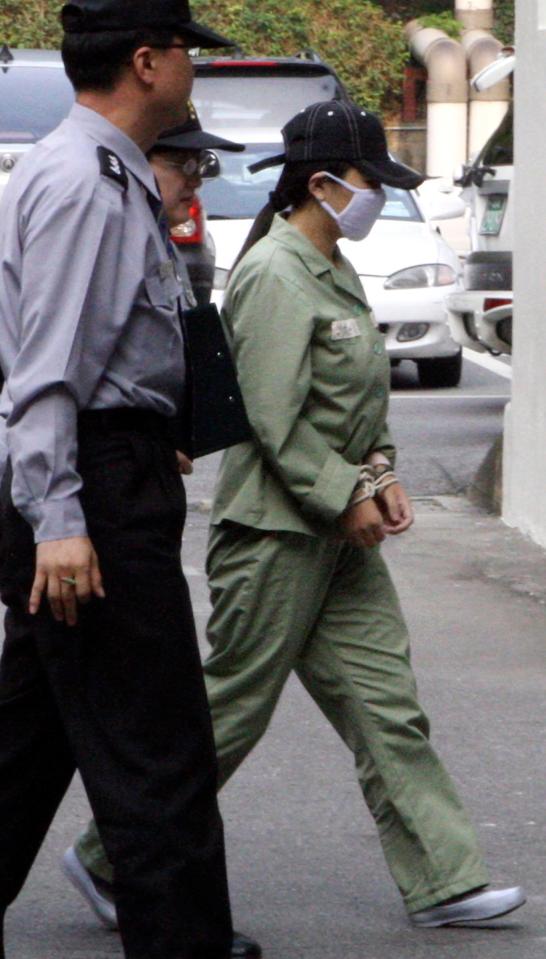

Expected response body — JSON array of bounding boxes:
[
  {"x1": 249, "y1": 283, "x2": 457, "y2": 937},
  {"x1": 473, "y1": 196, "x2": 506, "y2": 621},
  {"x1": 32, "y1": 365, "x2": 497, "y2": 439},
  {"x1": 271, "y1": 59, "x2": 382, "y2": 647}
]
[{"x1": 0, "y1": 411, "x2": 232, "y2": 959}]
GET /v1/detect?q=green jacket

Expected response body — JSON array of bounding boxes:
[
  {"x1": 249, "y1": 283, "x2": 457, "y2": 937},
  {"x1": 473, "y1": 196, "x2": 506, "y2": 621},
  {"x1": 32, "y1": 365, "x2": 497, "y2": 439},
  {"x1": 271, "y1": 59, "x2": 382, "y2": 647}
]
[{"x1": 211, "y1": 214, "x2": 396, "y2": 538}]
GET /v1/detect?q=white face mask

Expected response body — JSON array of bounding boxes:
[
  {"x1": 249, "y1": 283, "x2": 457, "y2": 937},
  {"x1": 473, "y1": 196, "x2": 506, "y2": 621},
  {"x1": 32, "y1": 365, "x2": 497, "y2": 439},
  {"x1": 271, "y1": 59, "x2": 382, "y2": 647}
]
[{"x1": 318, "y1": 172, "x2": 386, "y2": 241}]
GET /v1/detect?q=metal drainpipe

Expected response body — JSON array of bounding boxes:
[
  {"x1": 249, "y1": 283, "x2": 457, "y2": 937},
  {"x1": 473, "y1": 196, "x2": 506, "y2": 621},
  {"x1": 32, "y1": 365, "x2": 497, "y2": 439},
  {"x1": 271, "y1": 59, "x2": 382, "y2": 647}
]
[
  {"x1": 454, "y1": 0, "x2": 493, "y2": 32},
  {"x1": 405, "y1": 20, "x2": 468, "y2": 176},
  {"x1": 461, "y1": 30, "x2": 511, "y2": 158}
]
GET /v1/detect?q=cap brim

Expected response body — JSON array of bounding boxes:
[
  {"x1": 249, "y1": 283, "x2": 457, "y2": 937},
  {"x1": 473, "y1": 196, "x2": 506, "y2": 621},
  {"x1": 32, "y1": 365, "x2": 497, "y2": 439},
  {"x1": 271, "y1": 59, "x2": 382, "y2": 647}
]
[
  {"x1": 247, "y1": 150, "x2": 425, "y2": 189},
  {"x1": 158, "y1": 129, "x2": 245, "y2": 152},
  {"x1": 177, "y1": 19, "x2": 234, "y2": 49},
  {"x1": 248, "y1": 153, "x2": 286, "y2": 174},
  {"x1": 355, "y1": 156, "x2": 425, "y2": 190}
]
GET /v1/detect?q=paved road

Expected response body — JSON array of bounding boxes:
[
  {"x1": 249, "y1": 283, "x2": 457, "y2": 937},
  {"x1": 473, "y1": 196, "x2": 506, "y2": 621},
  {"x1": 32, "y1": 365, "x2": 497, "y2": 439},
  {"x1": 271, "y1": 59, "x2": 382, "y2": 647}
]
[
  {"x1": 8, "y1": 355, "x2": 545, "y2": 959},
  {"x1": 388, "y1": 354, "x2": 511, "y2": 496},
  {"x1": 183, "y1": 352, "x2": 512, "y2": 507}
]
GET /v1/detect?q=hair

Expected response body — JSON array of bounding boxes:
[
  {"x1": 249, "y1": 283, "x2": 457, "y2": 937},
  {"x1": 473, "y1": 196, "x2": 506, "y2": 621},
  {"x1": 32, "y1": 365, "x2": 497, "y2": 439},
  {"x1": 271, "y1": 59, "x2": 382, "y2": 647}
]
[
  {"x1": 62, "y1": 28, "x2": 178, "y2": 93},
  {"x1": 231, "y1": 159, "x2": 351, "y2": 275}
]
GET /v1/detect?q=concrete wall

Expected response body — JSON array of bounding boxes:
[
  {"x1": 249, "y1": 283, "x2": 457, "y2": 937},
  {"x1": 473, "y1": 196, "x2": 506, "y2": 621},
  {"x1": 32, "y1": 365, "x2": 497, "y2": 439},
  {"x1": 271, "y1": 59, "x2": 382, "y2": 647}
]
[{"x1": 502, "y1": 0, "x2": 546, "y2": 547}]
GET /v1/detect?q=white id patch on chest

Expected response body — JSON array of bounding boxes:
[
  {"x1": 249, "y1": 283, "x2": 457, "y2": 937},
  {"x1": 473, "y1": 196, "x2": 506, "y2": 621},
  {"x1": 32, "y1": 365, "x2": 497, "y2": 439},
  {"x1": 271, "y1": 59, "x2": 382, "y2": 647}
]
[{"x1": 330, "y1": 318, "x2": 362, "y2": 341}]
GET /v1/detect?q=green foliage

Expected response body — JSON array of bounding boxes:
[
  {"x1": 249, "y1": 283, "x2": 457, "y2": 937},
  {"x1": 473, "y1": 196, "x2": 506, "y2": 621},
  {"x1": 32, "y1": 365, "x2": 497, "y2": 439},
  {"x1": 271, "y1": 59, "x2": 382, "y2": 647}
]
[
  {"x1": 417, "y1": 12, "x2": 463, "y2": 39},
  {"x1": 192, "y1": 0, "x2": 408, "y2": 112},
  {"x1": 494, "y1": 0, "x2": 515, "y2": 44},
  {"x1": 0, "y1": 1, "x2": 63, "y2": 48},
  {"x1": 1, "y1": 0, "x2": 410, "y2": 113}
]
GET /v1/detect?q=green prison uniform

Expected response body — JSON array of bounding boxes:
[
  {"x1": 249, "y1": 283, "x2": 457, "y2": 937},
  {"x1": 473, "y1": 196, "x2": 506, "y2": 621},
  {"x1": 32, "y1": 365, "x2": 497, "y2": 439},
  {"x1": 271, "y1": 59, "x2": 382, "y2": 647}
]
[{"x1": 77, "y1": 215, "x2": 488, "y2": 912}]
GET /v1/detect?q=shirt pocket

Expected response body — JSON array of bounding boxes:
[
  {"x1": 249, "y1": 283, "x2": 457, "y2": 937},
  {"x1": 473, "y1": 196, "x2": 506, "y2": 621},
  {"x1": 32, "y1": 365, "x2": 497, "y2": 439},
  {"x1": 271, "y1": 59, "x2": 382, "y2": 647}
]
[
  {"x1": 313, "y1": 311, "x2": 388, "y2": 393},
  {"x1": 144, "y1": 264, "x2": 183, "y2": 310}
]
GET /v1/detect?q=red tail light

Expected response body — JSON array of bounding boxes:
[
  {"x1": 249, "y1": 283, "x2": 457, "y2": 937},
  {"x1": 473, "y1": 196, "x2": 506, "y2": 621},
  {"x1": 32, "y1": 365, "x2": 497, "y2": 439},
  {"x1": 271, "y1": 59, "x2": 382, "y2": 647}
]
[
  {"x1": 483, "y1": 297, "x2": 512, "y2": 312},
  {"x1": 170, "y1": 196, "x2": 205, "y2": 246}
]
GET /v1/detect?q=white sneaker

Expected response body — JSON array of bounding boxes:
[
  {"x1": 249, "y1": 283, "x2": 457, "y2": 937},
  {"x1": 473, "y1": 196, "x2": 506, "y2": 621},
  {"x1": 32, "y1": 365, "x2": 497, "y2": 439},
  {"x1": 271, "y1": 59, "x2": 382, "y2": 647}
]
[
  {"x1": 410, "y1": 885, "x2": 526, "y2": 927},
  {"x1": 61, "y1": 846, "x2": 118, "y2": 930}
]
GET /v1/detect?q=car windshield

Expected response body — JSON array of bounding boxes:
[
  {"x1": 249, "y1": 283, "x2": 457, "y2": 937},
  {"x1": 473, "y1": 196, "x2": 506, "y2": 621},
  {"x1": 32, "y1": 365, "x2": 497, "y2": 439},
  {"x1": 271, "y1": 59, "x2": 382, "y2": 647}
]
[
  {"x1": 200, "y1": 145, "x2": 423, "y2": 221},
  {"x1": 192, "y1": 73, "x2": 340, "y2": 131},
  {"x1": 0, "y1": 66, "x2": 74, "y2": 142}
]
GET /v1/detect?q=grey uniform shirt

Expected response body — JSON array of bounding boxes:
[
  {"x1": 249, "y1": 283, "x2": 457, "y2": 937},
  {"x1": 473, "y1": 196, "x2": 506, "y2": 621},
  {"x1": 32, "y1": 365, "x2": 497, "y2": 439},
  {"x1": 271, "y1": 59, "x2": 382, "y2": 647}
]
[{"x1": 0, "y1": 104, "x2": 189, "y2": 543}]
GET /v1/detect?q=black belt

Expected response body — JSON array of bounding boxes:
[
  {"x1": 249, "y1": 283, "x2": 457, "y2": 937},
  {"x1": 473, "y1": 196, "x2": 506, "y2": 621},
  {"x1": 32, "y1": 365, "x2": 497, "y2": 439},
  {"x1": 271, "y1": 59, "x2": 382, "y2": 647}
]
[{"x1": 78, "y1": 407, "x2": 173, "y2": 438}]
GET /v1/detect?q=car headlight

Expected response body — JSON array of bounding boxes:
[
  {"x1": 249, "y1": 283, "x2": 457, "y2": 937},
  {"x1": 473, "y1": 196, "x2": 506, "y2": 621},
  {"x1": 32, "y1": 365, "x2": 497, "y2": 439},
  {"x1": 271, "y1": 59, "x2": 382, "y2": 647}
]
[
  {"x1": 384, "y1": 264, "x2": 457, "y2": 289},
  {"x1": 213, "y1": 267, "x2": 229, "y2": 291}
]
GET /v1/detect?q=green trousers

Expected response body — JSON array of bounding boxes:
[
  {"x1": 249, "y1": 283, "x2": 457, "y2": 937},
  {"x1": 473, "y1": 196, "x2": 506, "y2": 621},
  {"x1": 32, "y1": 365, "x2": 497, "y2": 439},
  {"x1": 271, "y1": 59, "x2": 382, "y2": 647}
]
[{"x1": 77, "y1": 524, "x2": 488, "y2": 913}]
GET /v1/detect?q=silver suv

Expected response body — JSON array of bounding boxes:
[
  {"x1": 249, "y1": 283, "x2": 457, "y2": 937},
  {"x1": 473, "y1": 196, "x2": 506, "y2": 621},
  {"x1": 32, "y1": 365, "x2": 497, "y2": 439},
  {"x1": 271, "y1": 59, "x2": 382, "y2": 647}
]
[{"x1": 191, "y1": 51, "x2": 349, "y2": 142}]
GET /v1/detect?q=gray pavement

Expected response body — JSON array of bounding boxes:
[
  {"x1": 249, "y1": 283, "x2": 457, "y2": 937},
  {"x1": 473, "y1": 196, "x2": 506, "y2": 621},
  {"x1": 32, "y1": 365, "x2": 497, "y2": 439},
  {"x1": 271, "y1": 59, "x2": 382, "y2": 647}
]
[
  {"x1": 4, "y1": 485, "x2": 546, "y2": 958},
  {"x1": 389, "y1": 357, "x2": 511, "y2": 497}
]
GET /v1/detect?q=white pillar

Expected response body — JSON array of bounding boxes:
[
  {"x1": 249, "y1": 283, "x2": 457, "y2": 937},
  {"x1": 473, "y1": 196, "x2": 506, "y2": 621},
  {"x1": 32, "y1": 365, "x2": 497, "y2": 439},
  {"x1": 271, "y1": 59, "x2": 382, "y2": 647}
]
[
  {"x1": 468, "y1": 100, "x2": 509, "y2": 158},
  {"x1": 405, "y1": 23, "x2": 468, "y2": 177},
  {"x1": 427, "y1": 102, "x2": 468, "y2": 173},
  {"x1": 502, "y1": 0, "x2": 546, "y2": 546}
]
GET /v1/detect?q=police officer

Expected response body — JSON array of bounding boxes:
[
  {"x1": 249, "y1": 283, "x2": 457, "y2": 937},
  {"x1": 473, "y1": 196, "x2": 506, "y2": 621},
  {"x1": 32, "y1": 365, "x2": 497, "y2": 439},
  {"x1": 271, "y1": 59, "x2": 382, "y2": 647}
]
[
  {"x1": 151, "y1": 101, "x2": 244, "y2": 232},
  {"x1": 0, "y1": 2, "x2": 244, "y2": 957},
  {"x1": 149, "y1": 103, "x2": 245, "y2": 316},
  {"x1": 58, "y1": 109, "x2": 259, "y2": 958}
]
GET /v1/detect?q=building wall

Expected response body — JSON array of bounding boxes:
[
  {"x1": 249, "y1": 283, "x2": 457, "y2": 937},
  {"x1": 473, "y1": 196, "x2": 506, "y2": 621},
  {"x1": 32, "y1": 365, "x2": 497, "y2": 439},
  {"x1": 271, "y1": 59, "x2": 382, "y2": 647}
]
[{"x1": 502, "y1": 0, "x2": 546, "y2": 546}]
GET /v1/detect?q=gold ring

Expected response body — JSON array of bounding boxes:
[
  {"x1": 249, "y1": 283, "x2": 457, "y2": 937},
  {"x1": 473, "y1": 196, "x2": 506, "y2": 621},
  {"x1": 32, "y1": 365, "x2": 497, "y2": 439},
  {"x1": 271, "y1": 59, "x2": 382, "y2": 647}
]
[{"x1": 60, "y1": 576, "x2": 77, "y2": 586}]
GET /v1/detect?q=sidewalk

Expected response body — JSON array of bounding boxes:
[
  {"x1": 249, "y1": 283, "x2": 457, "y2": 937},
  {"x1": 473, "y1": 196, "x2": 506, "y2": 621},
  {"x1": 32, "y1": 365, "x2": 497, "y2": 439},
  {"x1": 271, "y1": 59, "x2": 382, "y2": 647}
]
[{"x1": 4, "y1": 489, "x2": 546, "y2": 958}]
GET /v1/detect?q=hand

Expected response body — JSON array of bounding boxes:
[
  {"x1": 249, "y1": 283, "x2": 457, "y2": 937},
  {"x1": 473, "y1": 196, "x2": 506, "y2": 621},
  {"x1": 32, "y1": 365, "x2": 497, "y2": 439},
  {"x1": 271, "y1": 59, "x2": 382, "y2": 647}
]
[
  {"x1": 175, "y1": 451, "x2": 193, "y2": 475},
  {"x1": 337, "y1": 498, "x2": 386, "y2": 549},
  {"x1": 29, "y1": 536, "x2": 105, "y2": 627},
  {"x1": 376, "y1": 482, "x2": 414, "y2": 535}
]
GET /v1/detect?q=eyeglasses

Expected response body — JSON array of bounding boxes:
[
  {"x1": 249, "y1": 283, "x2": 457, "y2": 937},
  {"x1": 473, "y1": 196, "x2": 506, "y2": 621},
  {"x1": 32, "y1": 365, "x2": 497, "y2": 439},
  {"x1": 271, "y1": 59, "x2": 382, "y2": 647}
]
[{"x1": 159, "y1": 151, "x2": 220, "y2": 179}]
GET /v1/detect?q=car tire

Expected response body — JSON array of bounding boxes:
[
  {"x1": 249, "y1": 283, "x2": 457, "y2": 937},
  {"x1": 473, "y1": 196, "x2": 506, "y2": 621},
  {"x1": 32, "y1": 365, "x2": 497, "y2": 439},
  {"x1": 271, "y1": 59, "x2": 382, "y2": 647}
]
[{"x1": 417, "y1": 350, "x2": 462, "y2": 388}]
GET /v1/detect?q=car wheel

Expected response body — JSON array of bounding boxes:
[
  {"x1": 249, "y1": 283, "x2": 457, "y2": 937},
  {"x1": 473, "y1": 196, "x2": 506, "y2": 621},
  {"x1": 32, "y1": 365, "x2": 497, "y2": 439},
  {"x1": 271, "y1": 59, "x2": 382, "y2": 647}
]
[{"x1": 417, "y1": 350, "x2": 462, "y2": 388}]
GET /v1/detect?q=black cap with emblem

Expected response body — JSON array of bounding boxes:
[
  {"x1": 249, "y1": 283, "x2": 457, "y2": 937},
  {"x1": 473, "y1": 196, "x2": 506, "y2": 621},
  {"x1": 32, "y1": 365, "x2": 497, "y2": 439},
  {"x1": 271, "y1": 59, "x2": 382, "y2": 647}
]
[{"x1": 61, "y1": 0, "x2": 233, "y2": 49}]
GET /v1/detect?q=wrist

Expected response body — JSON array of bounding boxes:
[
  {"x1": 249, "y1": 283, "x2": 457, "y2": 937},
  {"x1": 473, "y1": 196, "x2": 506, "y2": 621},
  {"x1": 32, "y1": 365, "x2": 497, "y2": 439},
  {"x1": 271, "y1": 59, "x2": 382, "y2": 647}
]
[
  {"x1": 365, "y1": 451, "x2": 391, "y2": 468},
  {"x1": 346, "y1": 465, "x2": 376, "y2": 510},
  {"x1": 346, "y1": 464, "x2": 399, "y2": 511},
  {"x1": 373, "y1": 464, "x2": 399, "y2": 494}
]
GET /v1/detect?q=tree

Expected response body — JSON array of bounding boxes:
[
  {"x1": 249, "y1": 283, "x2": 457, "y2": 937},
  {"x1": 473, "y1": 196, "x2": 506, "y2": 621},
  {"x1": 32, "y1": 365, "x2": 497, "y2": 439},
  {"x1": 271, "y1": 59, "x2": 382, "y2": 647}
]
[
  {"x1": 1, "y1": 0, "x2": 431, "y2": 113},
  {"x1": 192, "y1": 0, "x2": 408, "y2": 112},
  {"x1": 0, "y1": 1, "x2": 62, "y2": 47}
]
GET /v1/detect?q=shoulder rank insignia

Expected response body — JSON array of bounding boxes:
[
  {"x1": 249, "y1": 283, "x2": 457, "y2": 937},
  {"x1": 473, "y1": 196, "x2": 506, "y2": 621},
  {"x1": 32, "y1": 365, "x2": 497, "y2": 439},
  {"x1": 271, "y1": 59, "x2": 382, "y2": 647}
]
[{"x1": 97, "y1": 146, "x2": 128, "y2": 190}]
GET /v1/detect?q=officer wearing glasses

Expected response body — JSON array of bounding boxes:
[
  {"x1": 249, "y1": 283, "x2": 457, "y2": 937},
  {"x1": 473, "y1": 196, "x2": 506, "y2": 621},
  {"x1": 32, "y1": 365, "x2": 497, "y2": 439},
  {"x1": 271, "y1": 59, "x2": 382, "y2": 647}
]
[
  {"x1": 149, "y1": 102, "x2": 245, "y2": 311},
  {"x1": 151, "y1": 101, "x2": 243, "y2": 230}
]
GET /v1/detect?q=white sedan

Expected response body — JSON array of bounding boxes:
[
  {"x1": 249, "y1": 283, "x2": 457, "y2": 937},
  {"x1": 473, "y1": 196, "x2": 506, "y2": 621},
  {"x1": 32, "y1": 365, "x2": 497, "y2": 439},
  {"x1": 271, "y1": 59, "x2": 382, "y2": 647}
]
[{"x1": 203, "y1": 139, "x2": 466, "y2": 388}]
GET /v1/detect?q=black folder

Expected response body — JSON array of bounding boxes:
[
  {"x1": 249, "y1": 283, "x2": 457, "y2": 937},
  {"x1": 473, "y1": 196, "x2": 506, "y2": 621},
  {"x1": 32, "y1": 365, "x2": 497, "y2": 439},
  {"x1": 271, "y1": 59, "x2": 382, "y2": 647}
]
[{"x1": 178, "y1": 304, "x2": 252, "y2": 459}]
